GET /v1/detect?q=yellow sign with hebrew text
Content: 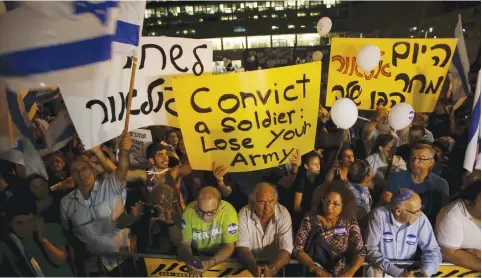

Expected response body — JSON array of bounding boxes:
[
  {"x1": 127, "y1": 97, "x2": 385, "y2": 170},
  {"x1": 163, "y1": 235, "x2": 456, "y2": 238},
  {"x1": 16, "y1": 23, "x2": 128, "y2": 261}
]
[{"x1": 326, "y1": 38, "x2": 457, "y2": 112}]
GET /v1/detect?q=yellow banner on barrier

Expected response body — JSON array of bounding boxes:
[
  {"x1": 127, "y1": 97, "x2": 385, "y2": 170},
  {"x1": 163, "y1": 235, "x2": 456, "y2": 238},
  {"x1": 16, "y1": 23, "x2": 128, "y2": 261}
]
[
  {"x1": 145, "y1": 258, "x2": 252, "y2": 277},
  {"x1": 326, "y1": 38, "x2": 457, "y2": 112},
  {"x1": 433, "y1": 265, "x2": 480, "y2": 277},
  {"x1": 173, "y1": 62, "x2": 321, "y2": 172}
]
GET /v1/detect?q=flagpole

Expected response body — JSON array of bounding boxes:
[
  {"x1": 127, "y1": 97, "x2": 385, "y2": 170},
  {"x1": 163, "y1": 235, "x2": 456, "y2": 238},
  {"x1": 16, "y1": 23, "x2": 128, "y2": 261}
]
[{"x1": 124, "y1": 56, "x2": 138, "y2": 132}]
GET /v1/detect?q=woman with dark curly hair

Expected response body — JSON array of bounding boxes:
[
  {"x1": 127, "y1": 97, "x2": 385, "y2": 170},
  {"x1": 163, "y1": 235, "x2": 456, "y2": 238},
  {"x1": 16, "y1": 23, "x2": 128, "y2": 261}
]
[{"x1": 293, "y1": 180, "x2": 366, "y2": 277}]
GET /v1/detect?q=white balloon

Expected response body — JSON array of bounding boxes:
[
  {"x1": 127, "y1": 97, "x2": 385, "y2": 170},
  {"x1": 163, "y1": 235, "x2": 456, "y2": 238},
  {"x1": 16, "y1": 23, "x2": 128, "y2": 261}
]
[
  {"x1": 316, "y1": 17, "x2": 332, "y2": 36},
  {"x1": 388, "y1": 103, "x2": 415, "y2": 131},
  {"x1": 356, "y1": 44, "x2": 381, "y2": 72},
  {"x1": 312, "y1": 51, "x2": 323, "y2": 62},
  {"x1": 330, "y1": 98, "x2": 358, "y2": 129}
]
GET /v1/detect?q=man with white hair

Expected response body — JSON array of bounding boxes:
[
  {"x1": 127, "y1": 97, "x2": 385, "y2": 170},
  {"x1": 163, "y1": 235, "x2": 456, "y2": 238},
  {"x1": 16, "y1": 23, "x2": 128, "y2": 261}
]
[{"x1": 236, "y1": 183, "x2": 293, "y2": 277}]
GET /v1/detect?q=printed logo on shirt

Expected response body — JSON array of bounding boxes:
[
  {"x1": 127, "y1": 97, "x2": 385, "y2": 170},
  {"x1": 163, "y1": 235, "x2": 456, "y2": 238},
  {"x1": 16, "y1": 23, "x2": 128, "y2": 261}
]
[
  {"x1": 383, "y1": 232, "x2": 394, "y2": 243},
  {"x1": 406, "y1": 234, "x2": 417, "y2": 246},
  {"x1": 181, "y1": 219, "x2": 186, "y2": 229},
  {"x1": 334, "y1": 225, "x2": 347, "y2": 236},
  {"x1": 192, "y1": 228, "x2": 223, "y2": 240},
  {"x1": 228, "y1": 223, "x2": 238, "y2": 235}
]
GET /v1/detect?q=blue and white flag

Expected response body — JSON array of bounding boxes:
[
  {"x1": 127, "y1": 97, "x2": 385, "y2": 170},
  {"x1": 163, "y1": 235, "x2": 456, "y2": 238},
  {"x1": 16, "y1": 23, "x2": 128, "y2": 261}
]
[
  {"x1": 113, "y1": 1, "x2": 146, "y2": 56},
  {"x1": 447, "y1": 14, "x2": 471, "y2": 102},
  {"x1": 0, "y1": 1, "x2": 120, "y2": 92},
  {"x1": 464, "y1": 70, "x2": 481, "y2": 172}
]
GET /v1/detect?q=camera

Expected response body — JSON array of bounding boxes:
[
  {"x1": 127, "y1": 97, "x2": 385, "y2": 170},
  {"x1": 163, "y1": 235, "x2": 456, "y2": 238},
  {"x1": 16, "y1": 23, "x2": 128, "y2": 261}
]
[{"x1": 143, "y1": 204, "x2": 161, "y2": 218}]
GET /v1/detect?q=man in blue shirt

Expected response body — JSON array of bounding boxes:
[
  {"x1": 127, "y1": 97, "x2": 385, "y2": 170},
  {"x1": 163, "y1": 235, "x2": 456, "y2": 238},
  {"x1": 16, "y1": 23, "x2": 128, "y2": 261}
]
[
  {"x1": 365, "y1": 188, "x2": 442, "y2": 277},
  {"x1": 386, "y1": 143, "x2": 449, "y2": 225}
]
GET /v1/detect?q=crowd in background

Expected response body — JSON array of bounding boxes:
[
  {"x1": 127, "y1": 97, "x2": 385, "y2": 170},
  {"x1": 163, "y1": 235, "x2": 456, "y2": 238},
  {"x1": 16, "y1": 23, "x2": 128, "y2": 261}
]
[{"x1": 0, "y1": 77, "x2": 481, "y2": 277}]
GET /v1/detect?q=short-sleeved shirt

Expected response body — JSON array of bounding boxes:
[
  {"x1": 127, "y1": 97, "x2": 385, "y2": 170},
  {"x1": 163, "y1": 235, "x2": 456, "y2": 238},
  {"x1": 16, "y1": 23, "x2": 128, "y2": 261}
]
[
  {"x1": 436, "y1": 200, "x2": 481, "y2": 250},
  {"x1": 237, "y1": 203, "x2": 293, "y2": 258},
  {"x1": 0, "y1": 223, "x2": 73, "y2": 277},
  {"x1": 292, "y1": 173, "x2": 325, "y2": 212},
  {"x1": 181, "y1": 200, "x2": 238, "y2": 255}
]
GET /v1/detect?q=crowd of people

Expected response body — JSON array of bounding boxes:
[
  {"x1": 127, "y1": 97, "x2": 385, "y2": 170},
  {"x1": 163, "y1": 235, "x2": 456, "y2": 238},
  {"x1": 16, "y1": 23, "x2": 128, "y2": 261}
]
[{"x1": 0, "y1": 91, "x2": 480, "y2": 277}]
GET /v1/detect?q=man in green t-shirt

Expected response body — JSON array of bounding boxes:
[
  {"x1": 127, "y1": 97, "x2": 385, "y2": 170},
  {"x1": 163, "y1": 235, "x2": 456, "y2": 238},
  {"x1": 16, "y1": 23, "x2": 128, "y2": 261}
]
[{"x1": 179, "y1": 186, "x2": 238, "y2": 276}]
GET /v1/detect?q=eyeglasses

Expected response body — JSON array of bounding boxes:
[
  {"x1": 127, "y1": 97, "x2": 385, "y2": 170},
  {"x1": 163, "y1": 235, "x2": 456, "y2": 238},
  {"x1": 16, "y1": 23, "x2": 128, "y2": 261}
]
[
  {"x1": 401, "y1": 206, "x2": 424, "y2": 216},
  {"x1": 411, "y1": 156, "x2": 433, "y2": 162},
  {"x1": 196, "y1": 204, "x2": 219, "y2": 217},
  {"x1": 324, "y1": 200, "x2": 343, "y2": 208}
]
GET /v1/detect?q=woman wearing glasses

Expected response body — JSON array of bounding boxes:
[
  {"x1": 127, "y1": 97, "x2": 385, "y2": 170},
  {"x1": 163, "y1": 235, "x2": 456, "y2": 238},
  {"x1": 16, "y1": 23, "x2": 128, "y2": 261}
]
[{"x1": 293, "y1": 181, "x2": 366, "y2": 277}]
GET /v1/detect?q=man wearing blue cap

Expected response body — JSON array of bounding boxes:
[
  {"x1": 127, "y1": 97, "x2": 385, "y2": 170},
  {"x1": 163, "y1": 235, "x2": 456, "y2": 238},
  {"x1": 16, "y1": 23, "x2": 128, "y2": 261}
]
[{"x1": 364, "y1": 188, "x2": 442, "y2": 277}]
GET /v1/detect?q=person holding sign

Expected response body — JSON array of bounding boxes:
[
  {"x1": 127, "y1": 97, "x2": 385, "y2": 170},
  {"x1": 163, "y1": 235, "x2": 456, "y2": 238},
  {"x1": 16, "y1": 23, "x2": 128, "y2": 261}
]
[
  {"x1": 179, "y1": 187, "x2": 238, "y2": 276},
  {"x1": 237, "y1": 183, "x2": 293, "y2": 277},
  {"x1": 60, "y1": 132, "x2": 136, "y2": 275}
]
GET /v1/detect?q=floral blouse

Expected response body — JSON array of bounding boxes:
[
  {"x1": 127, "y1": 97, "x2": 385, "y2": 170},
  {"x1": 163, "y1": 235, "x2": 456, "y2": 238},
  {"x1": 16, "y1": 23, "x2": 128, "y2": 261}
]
[{"x1": 294, "y1": 215, "x2": 367, "y2": 276}]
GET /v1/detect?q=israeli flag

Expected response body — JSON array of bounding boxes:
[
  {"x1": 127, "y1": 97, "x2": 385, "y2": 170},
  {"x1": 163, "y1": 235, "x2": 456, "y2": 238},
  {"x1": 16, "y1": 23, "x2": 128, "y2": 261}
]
[
  {"x1": 113, "y1": 1, "x2": 147, "y2": 56},
  {"x1": 464, "y1": 70, "x2": 481, "y2": 172},
  {"x1": 447, "y1": 14, "x2": 471, "y2": 102},
  {"x1": 0, "y1": 1, "x2": 120, "y2": 92}
]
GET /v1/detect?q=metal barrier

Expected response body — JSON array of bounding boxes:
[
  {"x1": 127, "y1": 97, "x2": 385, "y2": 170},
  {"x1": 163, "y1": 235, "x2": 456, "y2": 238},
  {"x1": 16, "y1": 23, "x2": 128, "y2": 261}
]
[{"x1": 89, "y1": 251, "x2": 475, "y2": 277}]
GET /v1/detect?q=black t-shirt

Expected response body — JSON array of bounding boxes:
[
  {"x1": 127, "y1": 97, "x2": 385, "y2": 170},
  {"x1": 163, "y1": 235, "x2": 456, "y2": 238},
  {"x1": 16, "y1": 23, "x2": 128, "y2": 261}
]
[{"x1": 291, "y1": 172, "x2": 325, "y2": 213}]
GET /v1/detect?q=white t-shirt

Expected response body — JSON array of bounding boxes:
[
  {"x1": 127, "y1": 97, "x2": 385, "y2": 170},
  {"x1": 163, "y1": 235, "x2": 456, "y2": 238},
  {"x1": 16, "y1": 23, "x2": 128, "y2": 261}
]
[{"x1": 436, "y1": 200, "x2": 481, "y2": 250}]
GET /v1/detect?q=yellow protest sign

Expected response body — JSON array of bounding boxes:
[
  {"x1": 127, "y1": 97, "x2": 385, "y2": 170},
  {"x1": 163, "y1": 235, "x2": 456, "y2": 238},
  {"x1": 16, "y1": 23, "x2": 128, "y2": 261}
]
[
  {"x1": 326, "y1": 38, "x2": 457, "y2": 112},
  {"x1": 145, "y1": 258, "x2": 252, "y2": 277},
  {"x1": 173, "y1": 62, "x2": 321, "y2": 172}
]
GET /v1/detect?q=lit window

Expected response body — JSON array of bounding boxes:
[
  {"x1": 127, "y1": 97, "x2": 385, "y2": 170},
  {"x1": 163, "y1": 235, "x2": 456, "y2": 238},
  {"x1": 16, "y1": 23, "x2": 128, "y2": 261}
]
[
  {"x1": 288, "y1": 24, "x2": 295, "y2": 29},
  {"x1": 301, "y1": 25, "x2": 306, "y2": 28},
  {"x1": 232, "y1": 15, "x2": 237, "y2": 20},
  {"x1": 262, "y1": 14, "x2": 268, "y2": 18},
  {"x1": 297, "y1": 12, "x2": 306, "y2": 17},
  {"x1": 410, "y1": 35, "x2": 414, "y2": 38},
  {"x1": 271, "y1": 14, "x2": 278, "y2": 18},
  {"x1": 185, "y1": 6, "x2": 194, "y2": 15},
  {"x1": 286, "y1": 0, "x2": 297, "y2": 9},
  {"x1": 222, "y1": 36, "x2": 246, "y2": 50},
  {"x1": 310, "y1": 12, "x2": 320, "y2": 16},
  {"x1": 190, "y1": 29, "x2": 196, "y2": 34},
  {"x1": 150, "y1": 32, "x2": 156, "y2": 36},
  {"x1": 246, "y1": 2, "x2": 258, "y2": 9},
  {"x1": 297, "y1": 33, "x2": 321, "y2": 46},
  {"x1": 272, "y1": 34, "x2": 296, "y2": 47},
  {"x1": 203, "y1": 38, "x2": 222, "y2": 51},
  {"x1": 253, "y1": 15, "x2": 258, "y2": 19},
  {"x1": 157, "y1": 20, "x2": 162, "y2": 25},
  {"x1": 183, "y1": 30, "x2": 188, "y2": 35},
  {"x1": 429, "y1": 27, "x2": 434, "y2": 32},
  {"x1": 176, "y1": 31, "x2": 180, "y2": 35},
  {"x1": 199, "y1": 18, "x2": 204, "y2": 22},
  {"x1": 221, "y1": 16, "x2": 229, "y2": 21},
  {"x1": 247, "y1": 35, "x2": 271, "y2": 48},
  {"x1": 234, "y1": 26, "x2": 246, "y2": 33},
  {"x1": 272, "y1": 26, "x2": 279, "y2": 30}
]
